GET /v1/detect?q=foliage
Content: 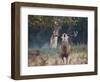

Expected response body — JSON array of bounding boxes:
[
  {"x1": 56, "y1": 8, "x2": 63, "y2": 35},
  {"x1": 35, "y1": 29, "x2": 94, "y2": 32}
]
[
  {"x1": 28, "y1": 15, "x2": 88, "y2": 48},
  {"x1": 28, "y1": 15, "x2": 80, "y2": 29}
]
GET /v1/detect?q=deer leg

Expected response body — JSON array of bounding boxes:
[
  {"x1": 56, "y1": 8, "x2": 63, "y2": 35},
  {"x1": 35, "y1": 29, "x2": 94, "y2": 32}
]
[
  {"x1": 67, "y1": 56, "x2": 71, "y2": 64},
  {"x1": 62, "y1": 57, "x2": 66, "y2": 64},
  {"x1": 61, "y1": 56, "x2": 64, "y2": 64},
  {"x1": 61, "y1": 57, "x2": 63, "y2": 64},
  {"x1": 65, "y1": 57, "x2": 68, "y2": 64}
]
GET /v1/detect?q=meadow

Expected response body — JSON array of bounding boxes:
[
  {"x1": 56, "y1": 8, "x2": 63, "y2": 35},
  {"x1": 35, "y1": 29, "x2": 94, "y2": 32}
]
[{"x1": 28, "y1": 44, "x2": 88, "y2": 66}]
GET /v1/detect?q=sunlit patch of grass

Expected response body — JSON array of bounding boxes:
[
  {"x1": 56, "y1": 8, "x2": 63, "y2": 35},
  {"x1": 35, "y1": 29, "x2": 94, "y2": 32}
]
[{"x1": 39, "y1": 48, "x2": 59, "y2": 56}]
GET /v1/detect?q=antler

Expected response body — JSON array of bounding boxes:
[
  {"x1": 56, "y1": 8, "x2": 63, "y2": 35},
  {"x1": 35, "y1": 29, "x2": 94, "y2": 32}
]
[
  {"x1": 74, "y1": 31, "x2": 78, "y2": 37},
  {"x1": 67, "y1": 31, "x2": 78, "y2": 37}
]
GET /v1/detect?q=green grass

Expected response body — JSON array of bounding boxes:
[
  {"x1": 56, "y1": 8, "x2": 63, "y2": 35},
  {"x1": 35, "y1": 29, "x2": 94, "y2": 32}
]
[
  {"x1": 29, "y1": 48, "x2": 59, "y2": 57},
  {"x1": 71, "y1": 44, "x2": 87, "y2": 52}
]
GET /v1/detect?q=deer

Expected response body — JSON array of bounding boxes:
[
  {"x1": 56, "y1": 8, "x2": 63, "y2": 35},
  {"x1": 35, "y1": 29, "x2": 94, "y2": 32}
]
[
  {"x1": 60, "y1": 31, "x2": 78, "y2": 64},
  {"x1": 50, "y1": 30, "x2": 58, "y2": 48}
]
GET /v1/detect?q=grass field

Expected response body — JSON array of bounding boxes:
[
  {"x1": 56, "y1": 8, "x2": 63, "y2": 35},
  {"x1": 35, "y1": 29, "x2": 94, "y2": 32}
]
[{"x1": 28, "y1": 44, "x2": 88, "y2": 66}]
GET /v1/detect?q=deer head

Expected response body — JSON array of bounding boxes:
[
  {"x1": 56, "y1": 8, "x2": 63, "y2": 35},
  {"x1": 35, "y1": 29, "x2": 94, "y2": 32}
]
[
  {"x1": 61, "y1": 33, "x2": 69, "y2": 42},
  {"x1": 61, "y1": 31, "x2": 78, "y2": 45},
  {"x1": 61, "y1": 31, "x2": 78, "y2": 40}
]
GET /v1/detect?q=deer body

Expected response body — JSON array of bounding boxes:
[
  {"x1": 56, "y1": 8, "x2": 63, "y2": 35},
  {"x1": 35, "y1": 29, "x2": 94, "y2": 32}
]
[
  {"x1": 50, "y1": 31, "x2": 58, "y2": 48},
  {"x1": 60, "y1": 33, "x2": 71, "y2": 64}
]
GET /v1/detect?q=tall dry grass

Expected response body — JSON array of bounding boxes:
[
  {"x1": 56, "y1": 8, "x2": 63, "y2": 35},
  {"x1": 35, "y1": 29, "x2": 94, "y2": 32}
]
[{"x1": 28, "y1": 44, "x2": 87, "y2": 66}]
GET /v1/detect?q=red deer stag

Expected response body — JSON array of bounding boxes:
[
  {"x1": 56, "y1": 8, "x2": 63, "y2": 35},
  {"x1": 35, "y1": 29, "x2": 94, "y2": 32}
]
[{"x1": 60, "y1": 31, "x2": 78, "y2": 64}]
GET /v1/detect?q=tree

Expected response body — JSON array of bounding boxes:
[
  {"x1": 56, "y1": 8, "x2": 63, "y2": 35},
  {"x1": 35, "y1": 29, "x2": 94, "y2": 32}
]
[{"x1": 28, "y1": 15, "x2": 87, "y2": 48}]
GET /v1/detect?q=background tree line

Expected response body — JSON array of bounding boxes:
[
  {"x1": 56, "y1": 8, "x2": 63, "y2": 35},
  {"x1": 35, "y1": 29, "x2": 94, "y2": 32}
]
[{"x1": 28, "y1": 15, "x2": 88, "y2": 48}]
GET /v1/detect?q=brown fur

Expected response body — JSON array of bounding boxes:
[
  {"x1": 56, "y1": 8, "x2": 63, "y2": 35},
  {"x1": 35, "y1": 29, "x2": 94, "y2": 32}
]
[{"x1": 60, "y1": 34, "x2": 71, "y2": 64}]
